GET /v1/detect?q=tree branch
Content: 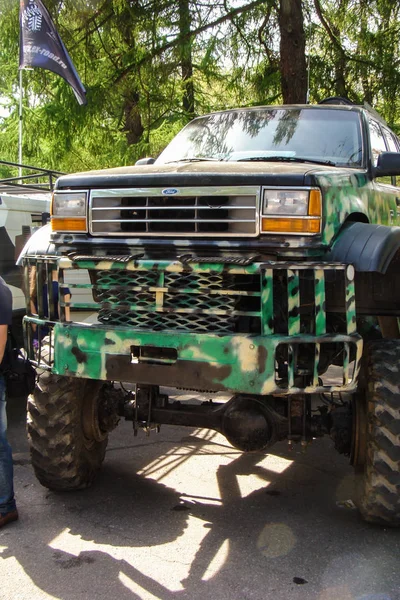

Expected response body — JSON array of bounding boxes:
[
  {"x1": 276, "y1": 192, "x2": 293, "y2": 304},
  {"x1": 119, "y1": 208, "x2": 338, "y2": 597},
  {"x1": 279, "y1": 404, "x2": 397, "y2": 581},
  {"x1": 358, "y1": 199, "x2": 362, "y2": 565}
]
[
  {"x1": 69, "y1": 12, "x2": 115, "y2": 50},
  {"x1": 114, "y1": 0, "x2": 270, "y2": 84},
  {"x1": 257, "y1": 7, "x2": 277, "y2": 64},
  {"x1": 313, "y1": 0, "x2": 384, "y2": 71},
  {"x1": 313, "y1": 0, "x2": 344, "y2": 55}
]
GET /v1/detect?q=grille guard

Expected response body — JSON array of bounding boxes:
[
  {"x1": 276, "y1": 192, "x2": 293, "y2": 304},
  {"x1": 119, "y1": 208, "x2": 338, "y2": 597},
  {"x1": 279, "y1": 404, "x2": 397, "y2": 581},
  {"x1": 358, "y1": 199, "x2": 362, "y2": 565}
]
[{"x1": 22, "y1": 255, "x2": 363, "y2": 394}]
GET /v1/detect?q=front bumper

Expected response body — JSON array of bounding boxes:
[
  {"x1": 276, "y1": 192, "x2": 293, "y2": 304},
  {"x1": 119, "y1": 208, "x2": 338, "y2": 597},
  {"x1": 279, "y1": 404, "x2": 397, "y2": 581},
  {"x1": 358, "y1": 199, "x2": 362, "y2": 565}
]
[
  {"x1": 45, "y1": 323, "x2": 361, "y2": 395},
  {"x1": 22, "y1": 255, "x2": 362, "y2": 396}
]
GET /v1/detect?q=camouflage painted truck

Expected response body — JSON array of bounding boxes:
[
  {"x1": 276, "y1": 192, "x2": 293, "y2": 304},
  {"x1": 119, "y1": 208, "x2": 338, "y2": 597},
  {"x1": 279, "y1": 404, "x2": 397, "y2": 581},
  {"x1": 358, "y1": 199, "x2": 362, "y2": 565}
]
[{"x1": 20, "y1": 99, "x2": 400, "y2": 526}]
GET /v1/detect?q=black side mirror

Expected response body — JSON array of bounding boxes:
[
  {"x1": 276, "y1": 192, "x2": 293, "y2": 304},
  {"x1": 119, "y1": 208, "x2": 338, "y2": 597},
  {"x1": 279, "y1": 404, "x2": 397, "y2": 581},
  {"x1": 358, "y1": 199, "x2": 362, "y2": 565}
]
[
  {"x1": 135, "y1": 157, "x2": 156, "y2": 166},
  {"x1": 374, "y1": 152, "x2": 400, "y2": 177}
]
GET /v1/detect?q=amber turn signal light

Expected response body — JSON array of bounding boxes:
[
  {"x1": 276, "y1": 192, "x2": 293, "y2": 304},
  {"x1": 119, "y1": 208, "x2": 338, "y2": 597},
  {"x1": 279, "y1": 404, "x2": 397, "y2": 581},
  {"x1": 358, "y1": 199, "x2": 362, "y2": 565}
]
[
  {"x1": 261, "y1": 217, "x2": 320, "y2": 234},
  {"x1": 308, "y1": 189, "x2": 322, "y2": 216},
  {"x1": 51, "y1": 217, "x2": 87, "y2": 232}
]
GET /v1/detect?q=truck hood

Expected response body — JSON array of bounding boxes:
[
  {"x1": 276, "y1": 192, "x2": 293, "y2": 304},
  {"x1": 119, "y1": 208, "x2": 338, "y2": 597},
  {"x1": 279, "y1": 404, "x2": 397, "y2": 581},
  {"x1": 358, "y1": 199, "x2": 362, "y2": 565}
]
[{"x1": 56, "y1": 160, "x2": 357, "y2": 190}]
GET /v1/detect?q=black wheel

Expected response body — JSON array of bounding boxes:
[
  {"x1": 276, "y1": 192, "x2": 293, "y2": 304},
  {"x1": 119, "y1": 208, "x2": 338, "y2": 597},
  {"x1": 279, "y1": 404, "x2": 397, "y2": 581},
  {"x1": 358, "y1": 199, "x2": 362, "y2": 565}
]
[
  {"x1": 354, "y1": 340, "x2": 400, "y2": 526},
  {"x1": 27, "y1": 372, "x2": 109, "y2": 491}
]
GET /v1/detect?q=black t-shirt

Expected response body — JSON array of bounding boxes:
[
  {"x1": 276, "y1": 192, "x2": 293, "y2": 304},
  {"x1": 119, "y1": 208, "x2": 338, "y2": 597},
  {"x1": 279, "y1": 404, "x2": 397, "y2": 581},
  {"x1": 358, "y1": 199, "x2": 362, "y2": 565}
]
[
  {"x1": 0, "y1": 276, "x2": 12, "y2": 372},
  {"x1": 0, "y1": 276, "x2": 12, "y2": 326}
]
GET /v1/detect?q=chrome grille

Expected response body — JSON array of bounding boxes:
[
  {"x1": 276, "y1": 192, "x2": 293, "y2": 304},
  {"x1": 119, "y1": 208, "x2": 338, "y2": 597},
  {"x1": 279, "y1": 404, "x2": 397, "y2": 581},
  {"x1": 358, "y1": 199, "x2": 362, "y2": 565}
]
[{"x1": 89, "y1": 186, "x2": 259, "y2": 237}]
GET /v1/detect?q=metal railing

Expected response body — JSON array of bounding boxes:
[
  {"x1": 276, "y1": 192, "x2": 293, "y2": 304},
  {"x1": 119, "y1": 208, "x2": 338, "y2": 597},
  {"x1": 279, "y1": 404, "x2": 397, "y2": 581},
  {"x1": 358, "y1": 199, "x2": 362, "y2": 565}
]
[{"x1": 0, "y1": 159, "x2": 64, "y2": 192}]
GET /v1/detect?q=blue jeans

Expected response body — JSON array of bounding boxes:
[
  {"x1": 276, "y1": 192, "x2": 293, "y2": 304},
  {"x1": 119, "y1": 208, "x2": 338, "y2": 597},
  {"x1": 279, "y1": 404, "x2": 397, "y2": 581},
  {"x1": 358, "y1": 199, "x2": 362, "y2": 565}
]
[{"x1": 0, "y1": 375, "x2": 16, "y2": 515}]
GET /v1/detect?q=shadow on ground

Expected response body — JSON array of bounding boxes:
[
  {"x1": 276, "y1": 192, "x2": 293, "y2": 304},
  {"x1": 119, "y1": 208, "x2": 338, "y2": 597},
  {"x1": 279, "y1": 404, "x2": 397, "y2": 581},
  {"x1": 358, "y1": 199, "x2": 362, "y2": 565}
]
[{"x1": 1, "y1": 395, "x2": 399, "y2": 600}]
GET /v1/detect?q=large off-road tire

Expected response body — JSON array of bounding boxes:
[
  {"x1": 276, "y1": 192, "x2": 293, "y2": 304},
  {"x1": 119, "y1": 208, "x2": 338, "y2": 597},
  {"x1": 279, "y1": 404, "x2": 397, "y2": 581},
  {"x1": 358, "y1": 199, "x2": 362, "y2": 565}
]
[
  {"x1": 27, "y1": 372, "x2": 109, "y2": 491},
  {"x1": 356, "y1": 340, "x2": 400, "y2": 526}
]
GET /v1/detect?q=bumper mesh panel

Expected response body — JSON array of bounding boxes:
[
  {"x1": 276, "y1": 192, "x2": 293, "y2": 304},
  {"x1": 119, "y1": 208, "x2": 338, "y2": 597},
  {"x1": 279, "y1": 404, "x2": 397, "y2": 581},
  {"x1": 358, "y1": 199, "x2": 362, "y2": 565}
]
[
  {"x1": 94, "y1": 269, "x2": 243, "y2": 333},
  {"x1": 98, "y1": 308, "x2": 236, "y2": 333}
]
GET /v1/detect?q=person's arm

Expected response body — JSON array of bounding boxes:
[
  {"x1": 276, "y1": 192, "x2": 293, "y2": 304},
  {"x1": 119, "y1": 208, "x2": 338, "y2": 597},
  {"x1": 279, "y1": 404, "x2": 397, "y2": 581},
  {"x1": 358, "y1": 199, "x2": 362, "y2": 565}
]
[
  {"x1": 0, "y1": 279, "x2": 12, "y2": 362},
  {"x1": 0, "y1": 324, "x2": 8, "y2": 364}
]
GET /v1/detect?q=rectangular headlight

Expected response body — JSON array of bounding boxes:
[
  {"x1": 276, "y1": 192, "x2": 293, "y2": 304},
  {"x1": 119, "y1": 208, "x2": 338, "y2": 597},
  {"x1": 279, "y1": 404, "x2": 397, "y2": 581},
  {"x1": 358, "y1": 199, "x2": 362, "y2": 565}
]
[
  {"x1": 52, "y1": 192, "x2": 87, "y2": 217},
  {"x1": 263, "y1": 189, "x2": 309, "y2": 216},
  {"x1": 261, "y1": 188, "x2": 322, "y2": 235}
]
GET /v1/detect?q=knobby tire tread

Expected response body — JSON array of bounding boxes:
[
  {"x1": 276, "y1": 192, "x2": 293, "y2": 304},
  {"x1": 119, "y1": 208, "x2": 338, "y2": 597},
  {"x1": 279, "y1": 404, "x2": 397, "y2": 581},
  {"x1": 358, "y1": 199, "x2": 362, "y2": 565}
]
[
  {"x1": 359, "y1": 340, "x2": 400, "y2": 526},
  {"x1": 27, "y1": 372, "x2": 108, "y2": 491}
]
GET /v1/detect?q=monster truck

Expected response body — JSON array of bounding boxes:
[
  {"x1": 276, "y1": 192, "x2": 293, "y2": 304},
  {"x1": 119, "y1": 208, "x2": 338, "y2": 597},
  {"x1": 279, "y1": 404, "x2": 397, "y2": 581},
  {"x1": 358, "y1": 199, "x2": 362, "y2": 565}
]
[{"x1": 20, "y1": 98, "x2": 400, "y2": 526}]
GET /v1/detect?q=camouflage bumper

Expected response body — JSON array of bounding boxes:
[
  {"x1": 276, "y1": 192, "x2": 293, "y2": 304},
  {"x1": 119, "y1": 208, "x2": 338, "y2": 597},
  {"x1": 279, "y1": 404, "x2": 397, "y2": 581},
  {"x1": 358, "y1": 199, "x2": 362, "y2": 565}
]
[
  {"x1": 23, "y1": 256, "x2": 363, "y2": 395},
  {"x1": 47, "y1": 323, "x2": 361, "y2": 395}
]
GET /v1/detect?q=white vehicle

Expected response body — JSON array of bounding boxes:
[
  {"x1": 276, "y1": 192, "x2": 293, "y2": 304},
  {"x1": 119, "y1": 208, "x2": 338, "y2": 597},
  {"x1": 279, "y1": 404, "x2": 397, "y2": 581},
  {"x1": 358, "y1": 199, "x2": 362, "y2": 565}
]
[
  {"x1": 0, "y1": 160, "x2": 60, "y2": 338},
  {"x1": 0, "y1": 188, "x2": 51, "y2": 309}
]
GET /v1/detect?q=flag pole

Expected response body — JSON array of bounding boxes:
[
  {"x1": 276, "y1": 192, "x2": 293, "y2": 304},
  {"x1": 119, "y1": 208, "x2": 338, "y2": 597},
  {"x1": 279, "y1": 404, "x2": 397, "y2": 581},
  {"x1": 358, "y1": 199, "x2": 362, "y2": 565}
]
[{"x1": 18, "y1": 68, "x2": 23, "y2": 179}]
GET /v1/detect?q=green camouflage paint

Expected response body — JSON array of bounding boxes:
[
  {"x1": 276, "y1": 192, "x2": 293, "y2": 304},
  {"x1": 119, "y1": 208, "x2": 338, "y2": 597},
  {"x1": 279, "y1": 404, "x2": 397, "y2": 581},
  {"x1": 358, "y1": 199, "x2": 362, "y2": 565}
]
[
  {"x1": 24, "y1": 256, "x2": 362, "y2": 395},
  {"x1": 50, "y1": 323, "x2": 361, "y2": 395},
  {"x1": 315, "y1": 172, "x2": 399, "y2": 246}
]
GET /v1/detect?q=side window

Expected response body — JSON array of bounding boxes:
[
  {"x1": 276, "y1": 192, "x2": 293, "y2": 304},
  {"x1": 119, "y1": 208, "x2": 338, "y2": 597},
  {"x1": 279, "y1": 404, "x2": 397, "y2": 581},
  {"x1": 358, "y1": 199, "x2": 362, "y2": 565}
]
[
  {"x1": 382, "y1": 127, "x2": 399, "y2": 187},
  {"x1": 382, "y1": 127, "x2": 398, "y2": 152},
  {"x1": 369, "y1": 119, "x2": 387, "y2": 166},
  {"x1": 369, "y1": 119, "x2": 394, "y2": 185}
]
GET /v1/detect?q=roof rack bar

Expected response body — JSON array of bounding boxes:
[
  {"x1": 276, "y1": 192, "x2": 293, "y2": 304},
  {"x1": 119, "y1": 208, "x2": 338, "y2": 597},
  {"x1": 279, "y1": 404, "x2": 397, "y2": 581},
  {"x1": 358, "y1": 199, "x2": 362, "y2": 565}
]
[
  {"x1": 0, "y1": 159, "x2": 64, "y2": 192},
  {"x1": 0, "y1": 159, "x2": 63, "y2": 176}
]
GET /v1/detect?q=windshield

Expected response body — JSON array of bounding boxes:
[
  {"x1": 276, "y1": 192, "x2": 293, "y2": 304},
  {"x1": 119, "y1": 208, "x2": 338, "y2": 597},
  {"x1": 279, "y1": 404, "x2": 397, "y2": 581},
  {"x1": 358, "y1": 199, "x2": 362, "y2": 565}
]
[{"x1": 156, "y1": 108, "x2": 363, "y2": 168}]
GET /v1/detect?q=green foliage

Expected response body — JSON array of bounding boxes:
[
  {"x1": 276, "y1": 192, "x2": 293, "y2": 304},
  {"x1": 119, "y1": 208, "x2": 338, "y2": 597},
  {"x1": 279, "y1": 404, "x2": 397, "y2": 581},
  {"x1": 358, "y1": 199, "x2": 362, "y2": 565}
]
[
  {"x1": 0, "y1": 0, "x2": 399, "y2": 175},
  {"x1": 309, "y1": 0, "x2": 400, "y2": 129}
]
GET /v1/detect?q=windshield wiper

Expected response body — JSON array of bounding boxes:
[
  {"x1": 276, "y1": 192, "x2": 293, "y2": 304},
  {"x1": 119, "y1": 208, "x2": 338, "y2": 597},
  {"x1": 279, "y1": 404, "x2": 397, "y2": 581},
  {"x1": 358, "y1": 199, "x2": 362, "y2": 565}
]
[
  {"x1": 237, "y1": 156, "x2": 336, "y2": 166},
  {"x1": 165, "y1": 157, "x2": 222, "y2": 163}
]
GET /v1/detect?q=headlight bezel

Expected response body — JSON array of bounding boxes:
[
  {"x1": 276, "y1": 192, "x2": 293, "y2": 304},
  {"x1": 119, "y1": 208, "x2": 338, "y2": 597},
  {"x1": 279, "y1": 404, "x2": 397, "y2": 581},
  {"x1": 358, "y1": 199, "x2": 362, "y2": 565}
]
[
  {"x1": 51, "y1": 190, "x2": 88, "y2": 232},
  {"x1": 260, "y1": 186, "x2": 322, "y2": 235}
]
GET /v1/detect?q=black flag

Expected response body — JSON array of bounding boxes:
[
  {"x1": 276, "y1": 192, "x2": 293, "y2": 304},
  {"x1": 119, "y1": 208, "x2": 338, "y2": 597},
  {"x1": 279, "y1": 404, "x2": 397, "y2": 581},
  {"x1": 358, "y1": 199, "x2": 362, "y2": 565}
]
[{"x1": 19, "y1": 0, "x2": 87, "y2": 105}]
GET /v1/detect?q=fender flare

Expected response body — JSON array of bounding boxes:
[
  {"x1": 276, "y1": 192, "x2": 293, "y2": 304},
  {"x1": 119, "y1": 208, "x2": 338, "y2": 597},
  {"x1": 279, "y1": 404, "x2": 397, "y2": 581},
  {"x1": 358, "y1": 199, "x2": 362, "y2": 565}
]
[
  {"x1": 15, "y1": 224, "x2": 56, "y2": 266},
  {"x1": 326, "y1": 222, "x2": 400, "y2": 274}
]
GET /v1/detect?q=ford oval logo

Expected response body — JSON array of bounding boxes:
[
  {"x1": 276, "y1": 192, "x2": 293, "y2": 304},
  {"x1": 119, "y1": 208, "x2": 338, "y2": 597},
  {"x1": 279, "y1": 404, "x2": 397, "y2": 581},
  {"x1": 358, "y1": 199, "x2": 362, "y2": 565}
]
[{"x1": 162, "y1": 188, "x2": 179, "y2": 196}]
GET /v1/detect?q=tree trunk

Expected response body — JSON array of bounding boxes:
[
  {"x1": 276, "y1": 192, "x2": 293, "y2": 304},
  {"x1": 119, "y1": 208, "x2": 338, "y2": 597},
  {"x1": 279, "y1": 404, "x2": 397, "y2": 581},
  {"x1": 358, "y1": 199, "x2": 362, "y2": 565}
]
[
  {"x1": 179, "y1": 0, "x2": 195, "y2": 118},
  {"x1": 278, "y1": 0, "x2": 307, "y2": 104},
  {"x1": 123, "y1": 91, "x2": 144, "y2": 146},
  {"x1": 331, "y1": 21, "x2": 347, "y2": 98}
]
